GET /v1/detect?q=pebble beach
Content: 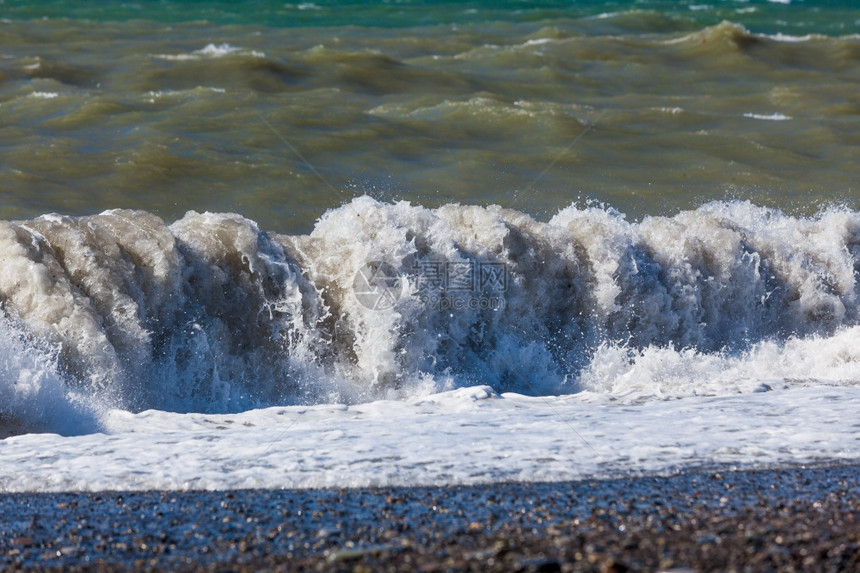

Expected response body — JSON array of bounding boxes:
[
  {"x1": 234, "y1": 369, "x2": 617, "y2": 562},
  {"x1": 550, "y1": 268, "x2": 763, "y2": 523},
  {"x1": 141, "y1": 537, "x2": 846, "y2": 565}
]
[{"x1": 2, "y1": 463, "x2": 858, "y2": 572}]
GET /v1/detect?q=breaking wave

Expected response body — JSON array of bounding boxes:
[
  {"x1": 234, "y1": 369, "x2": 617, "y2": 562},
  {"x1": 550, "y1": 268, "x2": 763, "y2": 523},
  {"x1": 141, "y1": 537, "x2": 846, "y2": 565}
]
[{"x1": 2, "y1": 197, "x2": 860, "y2": 434}]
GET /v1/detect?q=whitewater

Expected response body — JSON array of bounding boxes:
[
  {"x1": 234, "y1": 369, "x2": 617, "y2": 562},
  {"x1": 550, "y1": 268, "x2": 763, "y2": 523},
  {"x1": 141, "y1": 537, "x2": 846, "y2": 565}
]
[{"x1": 0, "y1": 196, "x2": 858, "y2": 491}]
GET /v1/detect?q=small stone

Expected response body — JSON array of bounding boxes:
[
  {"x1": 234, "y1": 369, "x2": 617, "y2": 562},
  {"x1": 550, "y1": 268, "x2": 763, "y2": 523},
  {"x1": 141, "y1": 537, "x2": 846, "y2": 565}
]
[{"x1": 602, "y1": 560, "x2": 629, "y2": 573}]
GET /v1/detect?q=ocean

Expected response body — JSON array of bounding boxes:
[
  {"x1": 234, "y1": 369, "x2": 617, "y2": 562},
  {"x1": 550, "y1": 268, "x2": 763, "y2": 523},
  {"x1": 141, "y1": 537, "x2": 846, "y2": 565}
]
[{"x1": 1, "y1": 0, "x2": 860, "y2": 492}]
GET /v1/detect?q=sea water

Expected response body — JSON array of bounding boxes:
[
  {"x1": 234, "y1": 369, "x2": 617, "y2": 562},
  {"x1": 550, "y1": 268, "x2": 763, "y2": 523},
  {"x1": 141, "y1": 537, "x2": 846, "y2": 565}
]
[{"x1": 1, "y1": 1, "x2": 859, "y2": 492}]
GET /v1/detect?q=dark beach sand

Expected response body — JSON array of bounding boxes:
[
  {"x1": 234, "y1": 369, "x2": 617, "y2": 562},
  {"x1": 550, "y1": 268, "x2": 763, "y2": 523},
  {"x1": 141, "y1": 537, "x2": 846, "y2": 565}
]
[{"x1": 2, "y1": 463, "x2": 857, "y2": 572}]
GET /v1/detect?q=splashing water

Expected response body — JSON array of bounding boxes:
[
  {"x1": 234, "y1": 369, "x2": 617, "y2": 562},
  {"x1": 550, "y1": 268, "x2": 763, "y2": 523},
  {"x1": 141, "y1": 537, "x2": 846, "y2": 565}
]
[{"x1": 1, "y1": 198, "x2": 859, "y2": 436}]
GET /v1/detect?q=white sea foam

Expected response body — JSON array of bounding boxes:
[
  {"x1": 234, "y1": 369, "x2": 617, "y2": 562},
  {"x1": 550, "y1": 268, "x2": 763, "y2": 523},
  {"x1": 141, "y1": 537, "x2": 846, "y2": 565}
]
[
  {"x1": 743, "y1": 112, "x2": 792, "y2": 120},
  {"x1": 154, "y1": 43, "x2": 266, "y2": 61},
  {"x1": 580, "y1": 326, "x2": 860, "y2": 400},
  {"x1": 765, "y1": 33, "x2": 820, "y2": 43},
  {"x1": 1, "y1": 384, "x2": 857, "y2": 492},
  {"x1": 522, "y1": 38, "x2": 554, "y2": 47}
]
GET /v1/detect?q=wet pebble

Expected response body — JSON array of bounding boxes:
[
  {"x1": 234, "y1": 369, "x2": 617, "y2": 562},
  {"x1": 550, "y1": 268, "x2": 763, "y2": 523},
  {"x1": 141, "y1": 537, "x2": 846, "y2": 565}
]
[{"x1": 0, "y1": 463, "x2": 857, "y2": 572}]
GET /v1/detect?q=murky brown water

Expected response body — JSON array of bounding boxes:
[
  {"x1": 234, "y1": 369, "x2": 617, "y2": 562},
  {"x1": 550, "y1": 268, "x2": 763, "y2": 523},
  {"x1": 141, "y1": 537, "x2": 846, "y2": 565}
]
[{"x1": 2, "y1": 16, "x2": 858, "y2": 233}]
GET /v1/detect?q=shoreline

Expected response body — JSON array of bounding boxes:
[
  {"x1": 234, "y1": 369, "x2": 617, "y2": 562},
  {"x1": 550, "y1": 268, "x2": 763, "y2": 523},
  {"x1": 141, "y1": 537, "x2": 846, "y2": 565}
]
[{"x1": 2, "y1": 462, "x2": 858, "y2": 571}]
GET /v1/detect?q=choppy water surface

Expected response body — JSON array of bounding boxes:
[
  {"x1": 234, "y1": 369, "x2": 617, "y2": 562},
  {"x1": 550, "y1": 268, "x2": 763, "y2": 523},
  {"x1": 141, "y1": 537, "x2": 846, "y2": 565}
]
[{"x1": 2, "y1": 3, "x2": 859, "y2": 231}]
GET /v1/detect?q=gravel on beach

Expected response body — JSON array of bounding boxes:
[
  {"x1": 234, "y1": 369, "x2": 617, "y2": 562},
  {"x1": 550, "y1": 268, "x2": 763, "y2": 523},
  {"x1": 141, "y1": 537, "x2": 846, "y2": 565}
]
[{"x1": 1, "y1": 463, "x2": 858, "y2": 572}]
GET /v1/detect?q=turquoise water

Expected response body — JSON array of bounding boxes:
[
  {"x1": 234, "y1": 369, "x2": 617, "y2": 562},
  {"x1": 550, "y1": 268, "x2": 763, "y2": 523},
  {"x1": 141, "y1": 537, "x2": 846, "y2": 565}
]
[{"x1": 3, "y1": 1, "x2": 859, "y2": 35}]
